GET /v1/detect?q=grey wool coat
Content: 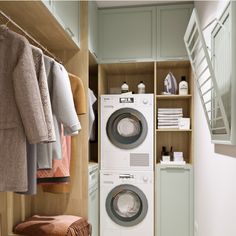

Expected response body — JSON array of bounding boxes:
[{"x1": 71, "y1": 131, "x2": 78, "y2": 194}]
[
  {"x1": 18, "y1": 46, "x2": 56, "y2": 195},
  {"x1": 0, "y1": 26, "x2": 48, "y2": 192}
]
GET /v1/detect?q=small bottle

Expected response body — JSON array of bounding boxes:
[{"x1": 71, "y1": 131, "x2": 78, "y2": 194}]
[
  {"x1": 138, "y1": 81, "x2": 145, "y2": 94},
  {"x1": 170, "y1": 146, "x2": 173, "y2": 162},
  {"x1": 179, "y1": 76, "x2": 188, "y2": 95},
  {"x1": 161, "y1": 146, "x2": 166, "y2": 157},
  {"x1": 121, "y1": 82, "x2": 129, "y2": 93}
]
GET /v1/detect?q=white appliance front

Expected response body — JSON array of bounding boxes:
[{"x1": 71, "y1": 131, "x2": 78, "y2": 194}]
[
  {"x1": 101, "y1": 94, "x2": 154, "y2": 171},
  {"x1": 100, "y1": 170, "x2": 154, "y2": 236}
]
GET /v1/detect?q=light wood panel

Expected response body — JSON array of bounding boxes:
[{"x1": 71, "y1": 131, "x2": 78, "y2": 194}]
[
  {"x1": 156, "y1": 94, "x2": 192, "y2": 100},
  {"x1": 98, "y1": 65, "x2": 108, "y2": 95},
  {"x1": 101, "y1": 62, "x2": 154, "y2": 75}
]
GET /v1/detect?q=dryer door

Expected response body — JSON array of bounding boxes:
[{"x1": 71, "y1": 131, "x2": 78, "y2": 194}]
[
  {"x1": 106, "y1": 184, "x2": 148, "y2": 227},
  {"x1": 106, "y1": 108, "x2": 148, "y2": 149}
]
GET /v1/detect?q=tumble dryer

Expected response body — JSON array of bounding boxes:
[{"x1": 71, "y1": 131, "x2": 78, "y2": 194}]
[
  {"x1": 100, "y1": 170, "x2": 154, "y2": 236},
  {"x1": 100, "y1": 94, "x2": 154, "y2": 171}
]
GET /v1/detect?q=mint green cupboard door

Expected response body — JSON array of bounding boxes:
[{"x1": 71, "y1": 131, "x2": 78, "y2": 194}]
[
  {"x1": 53, "y1": 0, "x2": 80, "y2": 46},
  {"x1": 98, "y1": 7, "x2": 156, "y2": 63},
  {"x1": 157, "y1": 4, "x2": 193, "y2": 60},
  {"x1": 156, "y1": 164, "x2": 193, "y2": 236},
  {"x1": 89, "y1": 1, "x2": 98, "y2": 60}
]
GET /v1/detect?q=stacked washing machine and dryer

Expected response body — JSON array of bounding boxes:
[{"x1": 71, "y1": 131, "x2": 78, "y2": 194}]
[{"x1": 100, "y1": 94, "x2": 154, "y2": 236}]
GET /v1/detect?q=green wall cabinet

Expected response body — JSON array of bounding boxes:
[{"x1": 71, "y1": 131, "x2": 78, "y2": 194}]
[
  {"x1": 42, "y1": 0, "x2": 80, "y2": 47},
  {"x1": 89, "y1": 1, "x2": 99, "y2": 60},
  {"x1": 156, "y1": 164, "x2": 193, "y2": 236},
  {"x1": 98, "y1": 6, "x2": 156, "y2": 63},
  {"x1": 98, "y1": 4, "x2": 193, "y2": 62},
  {"x1": 157, "y1": 4, "x2": 193, "y2": 60}
]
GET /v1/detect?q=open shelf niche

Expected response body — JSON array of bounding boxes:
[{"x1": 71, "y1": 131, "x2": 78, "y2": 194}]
[
  {"x1": 98, "y1": 62, "x2": 155, "y2": 95},
  {"x1": 155, "y1": 60, "x2": 194, "y2": 164}
]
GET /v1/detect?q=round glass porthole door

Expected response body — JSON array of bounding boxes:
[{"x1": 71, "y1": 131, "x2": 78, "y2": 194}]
[
  {"x1": 106, "y1": 108, "x2": 148, "y2": 149},
  {"x1": 106, "y1": 184, "x2": 148, "y2": 227}
]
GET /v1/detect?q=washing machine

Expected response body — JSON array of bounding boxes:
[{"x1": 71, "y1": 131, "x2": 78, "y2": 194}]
[
  {"x1": 100, "y1": 94, "x2": 154, "y2": 171},
  {"x1": 100, "y1": 170, "x2": 154, "y2": 236}
]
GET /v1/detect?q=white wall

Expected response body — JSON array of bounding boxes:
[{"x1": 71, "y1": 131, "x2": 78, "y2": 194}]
[{"x1": 194, "y1": 1, "x2": 236, "y2": 236}]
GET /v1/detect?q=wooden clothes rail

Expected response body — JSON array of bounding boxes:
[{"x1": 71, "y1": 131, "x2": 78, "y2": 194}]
[{"x1": 0, "y1": 10, "x2": 62, "y2": 63}]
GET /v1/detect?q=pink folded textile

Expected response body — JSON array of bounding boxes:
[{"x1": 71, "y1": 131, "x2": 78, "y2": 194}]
[{"x1": 14, "y1": 215, "x2": 91, "y2": 236}]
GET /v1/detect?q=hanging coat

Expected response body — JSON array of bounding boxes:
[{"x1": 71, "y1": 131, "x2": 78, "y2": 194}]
[
  {"x1": 18, "y1": 46, "x2": 56, "y2": 195},
  {"x1": 42, "y1": 74, "x2": 86, "y2": 193},
  {"x1": 0, "y1": 26, "x2": 48, "y2": 192},
  {"x1": 37, "y1": 58, "x2": 81, "y2": 170}
]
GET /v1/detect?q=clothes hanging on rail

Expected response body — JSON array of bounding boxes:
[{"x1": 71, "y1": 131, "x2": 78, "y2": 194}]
[
  {"x1": 18, "y1": 46, "x2": 56, "y2": 195},
  {"x1": 42, "y1": 74, "x2": 86, "y2": 194},
  {"x1": 37, "y1": 57, "x2": 81, "y2": 171},
  {"x1": 68, "y1": 73, "x2": 87, "y2": 115},
  {"x1": 0, "y1": 26, "x2": 48, "y2": 192},
  {"x1": 37, "y1": 64, "x2": 82, "y2": 184}
]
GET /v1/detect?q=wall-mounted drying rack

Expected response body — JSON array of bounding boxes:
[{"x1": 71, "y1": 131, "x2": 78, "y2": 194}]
[{"x1": 184, "y1": 3, "x2": 236, "y2": 145}]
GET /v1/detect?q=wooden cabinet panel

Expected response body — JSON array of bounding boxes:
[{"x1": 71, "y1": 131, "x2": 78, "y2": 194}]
[
  {"x1": 98, "y1": 7, "x2": 156, "y2": 63},
  {"x1": 157, "y1": 4, "x2": 193, "y2": 60}
]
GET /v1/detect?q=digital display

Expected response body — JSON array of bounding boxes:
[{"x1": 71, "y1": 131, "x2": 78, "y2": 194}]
[{"x1": 119, "y1": 97, "x2": 134, "y2": 103}]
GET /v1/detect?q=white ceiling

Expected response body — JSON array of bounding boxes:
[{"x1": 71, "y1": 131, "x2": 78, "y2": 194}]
[{"x1": 96, "y1": 0, "x2": 192, "y2": 8}]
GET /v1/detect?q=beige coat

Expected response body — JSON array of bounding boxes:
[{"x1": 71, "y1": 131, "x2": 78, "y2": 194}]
[{"x1": 0, "y1": 26, "x2": 48, "y2": 192}]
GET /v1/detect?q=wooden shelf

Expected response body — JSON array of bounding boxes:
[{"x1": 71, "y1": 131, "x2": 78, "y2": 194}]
[
  {"x1": 156, "y1": 129, "x2": 192, "y2": 132},
  {"x1": 0, "y1": 1, "x2": 79, "y2": 52},
  {"x1": 156, "y1": 94, "x2": 192, "y2": 100}
]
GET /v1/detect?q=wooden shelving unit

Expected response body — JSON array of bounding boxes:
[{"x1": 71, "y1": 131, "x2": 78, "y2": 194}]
[{"x1": 155, "y1": 60, "x2": 194, "y2": 164}]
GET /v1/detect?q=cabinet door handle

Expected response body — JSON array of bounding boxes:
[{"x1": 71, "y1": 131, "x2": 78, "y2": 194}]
[{"x1": 65, "y1": 27, "x2": 74, "y2": 37}]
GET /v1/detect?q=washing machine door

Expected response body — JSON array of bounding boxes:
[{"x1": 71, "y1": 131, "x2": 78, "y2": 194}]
[
  {"x1": 106, "y1": 184, "x2": 148, "y2": 227},
  {"x1": 106, "y1": 108, "x2": 148, "y2": 149}
]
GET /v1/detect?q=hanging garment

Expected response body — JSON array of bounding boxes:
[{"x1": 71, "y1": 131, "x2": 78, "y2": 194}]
[
  {"x1": 31, "y1": 46, "x2": 56, "y2": 142},
  {"x1": 0, "y1": 26, "x2": 48, "y2": 192},
  {"x1": 42, "y1": 73, "x2": 86, "y2": 194},
  {"x1": 68, "y1": 73, "x2": 87, "y2": 115},
  {"x1": 18, "y1": 46, "x2": 56, "y2": 195},
  {"x1": 37, "y1": 126, "x2": 71, "y2": 184},
  {"x1": 89, "y1": 88, "x2": 97, "y2": 141},
  {"x1": 37, "y1": 58, "x2": 81, "y2": 170}
]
